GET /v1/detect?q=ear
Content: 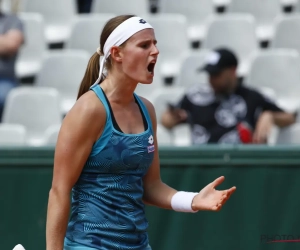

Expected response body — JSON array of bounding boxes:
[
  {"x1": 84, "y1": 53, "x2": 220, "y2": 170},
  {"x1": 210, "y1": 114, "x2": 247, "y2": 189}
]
[{"x1": 110, "y1": 46, "x2": 122, "y2": 63}]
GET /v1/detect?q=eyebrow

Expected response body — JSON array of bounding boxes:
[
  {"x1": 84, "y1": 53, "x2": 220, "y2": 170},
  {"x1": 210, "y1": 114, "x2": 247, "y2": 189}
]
[{"x1": 138, "y1": 39, "x2": 158, "y2": 44}]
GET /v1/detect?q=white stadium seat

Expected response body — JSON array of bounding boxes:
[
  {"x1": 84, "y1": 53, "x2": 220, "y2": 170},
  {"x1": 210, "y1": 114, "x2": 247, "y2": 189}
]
[
  {"x1": 21, "y1": 0, "x2": 77, "y2": 44},
  {"x1": 66, "y1": 14, "x2": 115, "y2": 56},
  {"x1": 159, "y1": 0, "x2": 215, "y2": 43},
  {"x1": 146, "y1": 14, "x2": 190, "y2": 81},
  {"x1": 173, "y1": 124, "x2": 192, "y2": 146},
  {"x1": 0, "y1": 124, "x2": 26, "y2": 146},
  {"x1": 151, "y1": 86, "x2": 185, "y2": 121},
  {"x1": 2, "y1": 87, "x2": 62, "y2": 146},
  {"x1": 245, "y1": 49, "x2": 300, "y2": 101},
  {"x1": 156, "y1": 124, "x2": 172, "y2": 146},
  {"x1": 227, "y1": 0, "x2": 282, "y2": 41},
  {"x1": 271, "y1": 15, "x2": 300, "y2": 54},
  {"x1": 16, "y1": 13, "x2": 47, "y2": 78},
  {"x1": 35, "y1": 50, "x2": 90, "y2": 114},
  {"x1": 91, "y1": 0, "x2": 149, "y2": 16},
  {"x1": 202, "y1": 14, "x2": 259, "y2": 76},
  {"x1": 174, "y1": 50, "x2": 210, "y2": 89},
  {"x1": 43, "y1": 124, "x2": 61, "y2": 146},
  {"x1": 276, "y1": 123, "x2": 300, "y2": 144}
]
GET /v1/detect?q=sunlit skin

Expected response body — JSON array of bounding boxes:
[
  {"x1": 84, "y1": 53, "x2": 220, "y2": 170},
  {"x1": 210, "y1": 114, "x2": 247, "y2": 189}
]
[{"x1": 107, "y1": 28, "x2": 159, "y2": 86}]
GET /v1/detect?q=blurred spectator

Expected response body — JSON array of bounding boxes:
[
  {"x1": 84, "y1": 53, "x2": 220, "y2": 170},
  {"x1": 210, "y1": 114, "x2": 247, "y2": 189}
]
[
  {"x1": 0, "y1": 7, "x2": 24, "y2": 121},
  {"x1": 161, "y1": 48, "x2": 296, "y2": 144},
  {"x1": 77, "y1": 0, "x2": 93, "y2": 13}
]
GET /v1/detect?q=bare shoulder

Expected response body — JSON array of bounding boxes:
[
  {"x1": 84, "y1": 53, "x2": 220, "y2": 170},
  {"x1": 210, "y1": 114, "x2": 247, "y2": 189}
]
[
  {"x1": 61, "y1": 90, "x2": 106, "y2": 138},
  {"x1": 138, "y1": 96, "x2": 156, "y2": 119},
  {"x1": 138, "y1": 96, "x2": 157, "y2": 131},
  {"x1": 71, "y1": 91, "x2": 105, "y2": 118}
]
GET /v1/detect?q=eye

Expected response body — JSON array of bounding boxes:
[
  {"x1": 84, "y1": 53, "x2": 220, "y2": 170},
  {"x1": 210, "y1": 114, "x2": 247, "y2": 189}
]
[{"x1": 140, "y1": 43, "x2": 150, "y2": 49}]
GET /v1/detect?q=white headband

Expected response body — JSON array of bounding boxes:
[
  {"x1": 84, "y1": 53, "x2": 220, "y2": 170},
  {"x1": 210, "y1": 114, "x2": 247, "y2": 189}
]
[{"x1": 92, "y1": 16, "x2": 153, "y2": 86}]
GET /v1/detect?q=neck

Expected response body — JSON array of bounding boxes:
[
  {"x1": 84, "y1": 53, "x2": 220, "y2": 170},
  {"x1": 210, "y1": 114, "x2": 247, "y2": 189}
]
[{"x1": 100, "y1": 70, "x2": 138, "y2": 105}]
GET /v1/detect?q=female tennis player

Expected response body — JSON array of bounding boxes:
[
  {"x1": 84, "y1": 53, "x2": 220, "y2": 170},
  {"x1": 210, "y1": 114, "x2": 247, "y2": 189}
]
[{"x1": 46, "y1": 15, "x2": 236, "y2": 250}]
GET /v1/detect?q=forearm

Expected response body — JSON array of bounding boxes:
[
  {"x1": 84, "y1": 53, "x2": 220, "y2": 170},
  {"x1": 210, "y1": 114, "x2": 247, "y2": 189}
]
[
  {"x1": 143, "y1": 180, "x2": 177, "y2": 209},
  {"x1": 46, "y1": 188, "x2": 70, "y2": 250},
  {"x1": 161, "y1": 112, "x2": 177, "y2": 129},
  {"x1": 272, "y1": 111, "x2": 296, "y2": 127},
  {"x1": 0, "y1": 35, "x2": 20, "y2": 56}
]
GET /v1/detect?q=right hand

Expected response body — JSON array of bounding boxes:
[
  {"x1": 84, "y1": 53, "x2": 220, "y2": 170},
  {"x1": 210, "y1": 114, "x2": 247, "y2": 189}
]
[
  {"x1": 167, "y1": 106, "x2": 188, "y2": 123},
  {"x1": 192, "y1": 176, "x2": 236, "y2": 212},
  {"x1": 161, "y1": 106, "x2": 188, "y2": 129}
]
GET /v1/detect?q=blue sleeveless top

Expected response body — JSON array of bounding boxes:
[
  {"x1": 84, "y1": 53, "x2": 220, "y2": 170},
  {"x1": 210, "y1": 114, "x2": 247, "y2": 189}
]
[{"x1": 65, "y1": 85, "x2": 155, "y2": 250}]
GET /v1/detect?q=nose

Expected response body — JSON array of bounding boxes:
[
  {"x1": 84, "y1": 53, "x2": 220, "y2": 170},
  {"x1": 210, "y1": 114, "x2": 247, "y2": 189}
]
[{"x1": 152, "y1": 44, "x2": 159, "y2": 56}]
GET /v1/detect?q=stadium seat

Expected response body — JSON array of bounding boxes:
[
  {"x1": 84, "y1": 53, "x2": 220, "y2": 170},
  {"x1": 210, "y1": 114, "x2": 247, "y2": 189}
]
[
  {"x1": 284, "y1": 0, "x2": 297, "y2": 7},
  {"x1": 44, "y1": 124, "x2": 61, "y2": 146},
  {"x1": 227, "y1": 0, "x2": 282, "y2": 42},
  {"x1": 91, "y1": 0, "x2": 149, "y2": 16},
  {"x1": 156, "y1": 124, "x2": 172, "y2": 145},
  {"x1": 16, "y1": 13, "x2": 46, "y2": 78},
  {"x1": 151, "y1": 86, "x2": 185, "y2": 121},
  {"x1": 213, "y1": 0, "x2": 231, "y2": 8},
  {"x1": 276, "y1": 123, "x2": 300, "y2": 144},
  {"x1": 295, "y1": 0, "x2": 300, "y2": 10},
  {"x1": 276, "y1": 98, "x2": 300, "y2": 113},
  {"x1": 146, "y1": 14, "x2": 190, "y2": 82},
  {"x1": 245, "y1": 49, "x2": 300, "y2": 110},
  {"x1": 21, "y1": 0, "x2": 77, "y2": 44},
  {"x1": 2, "y1": 87, "x2": 62, "y2": 146},
  {"x1": 173, "y1": 124, "x2": 192, "y2": 146},
  {"x1": 202, "y1": 14, "x2": 259, "y2": 77},
  {"x1": 257, "y1": 86, "x2": 277, "y2": 101},
  {"x1": 0, "y1": 124, "x2": 26, "y2": 146},
  {"x1": 0, "y1": 0, "x2": 12, "y2": 13},
  {"x1": 159, "y1": 0, "x2": 215, "y2": 43},
  {"x1": 271, "y1": 15, "x2": 300, "y2": 54},
  {"x1": 174, "y1": 50, "x2": 210, "y2": 89},
  {"x1": 65, "y1": 14, "x2": 115, "y2": 56},
  {"x1": 35, "y1": 50, "x2": 90, "y2": 114}
]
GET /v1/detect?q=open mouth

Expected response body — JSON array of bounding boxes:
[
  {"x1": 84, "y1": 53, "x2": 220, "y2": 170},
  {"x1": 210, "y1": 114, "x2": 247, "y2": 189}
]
[{"x1": 147, "y1": 62, "x2": 155, "y2": 75}]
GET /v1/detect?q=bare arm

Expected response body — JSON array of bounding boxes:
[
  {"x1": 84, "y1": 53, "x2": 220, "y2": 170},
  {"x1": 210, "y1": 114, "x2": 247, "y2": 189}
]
[
  {"x1": 142, "y1": 97, "x2": 236, "y2": 211},
  {"x1": 141, "y1": 98, "x2": 177, "y2": 209},
  {"x1": 0, "y1": 30, "x2": 23, "y2": 56},
  {"x1": 253, "y1": 111, "x2": 296, "y2": 143},
  {"x1": 272, "y1": 111, "x2": 296, "y2": 128},
  {"x1": 46, "y1": 92, "x2": 105, "y2": 250},
  {"x1": 161, "y1": 108, "x2": 187, "y2": 130}
]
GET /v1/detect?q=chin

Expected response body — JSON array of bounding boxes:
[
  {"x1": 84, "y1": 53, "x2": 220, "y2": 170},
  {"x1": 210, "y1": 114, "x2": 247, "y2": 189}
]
[{"x1": 139, "y1": 78, "x2": 154, "y2": 84}]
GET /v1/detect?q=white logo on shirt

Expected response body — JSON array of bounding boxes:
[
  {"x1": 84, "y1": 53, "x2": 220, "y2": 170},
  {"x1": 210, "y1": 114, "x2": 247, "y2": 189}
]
[{"x1": 148, "y1": 135, "x2": 154, "y2": 144}]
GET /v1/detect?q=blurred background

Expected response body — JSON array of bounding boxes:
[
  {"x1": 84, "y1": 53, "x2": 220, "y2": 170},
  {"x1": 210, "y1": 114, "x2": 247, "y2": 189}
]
[{"x1": 1, "y1": 0, "x2": 300, "y2": 250}]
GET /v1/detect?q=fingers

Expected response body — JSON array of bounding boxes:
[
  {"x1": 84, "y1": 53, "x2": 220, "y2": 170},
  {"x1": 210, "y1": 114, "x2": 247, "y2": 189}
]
[
  {"x1": 211, "y1": 176, "x2": 225, "y2": 188},
  {"x1": 253, "y1": 130, "x2": 266, "y2": 144},
  {"x1": 253, "y1": 125, "x2": 271, "y2": 143},
  {"x1": 169, "y1": 109, "x2": 188, "y2": 123},
  {"x1": 212, "y1": 186, "x2": 236, "y2": 211},
  {"x1": 221, "y1": 187, "x2": 236, "y2": 204},
  {"x1": 176, "y1": 109, "x2": 188, "y2": 122},
  {"x1": 228, "y1": 186, "x2": 236, "y2": 195},
  {"x1": 253, "y1": 112, "x2": 273, "y2": 144},
  {"x1": 212, "y1": 203, "x2": 222, "y2": 211}
]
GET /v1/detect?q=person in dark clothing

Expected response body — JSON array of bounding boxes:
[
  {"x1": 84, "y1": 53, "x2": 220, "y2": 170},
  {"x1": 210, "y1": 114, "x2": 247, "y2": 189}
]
[
  {"x1": 161, "y1": 48, "x2": 296, "y2": 144},
  {"x1": 0, "y1": 9, "x2": 24, "y2": 121}
]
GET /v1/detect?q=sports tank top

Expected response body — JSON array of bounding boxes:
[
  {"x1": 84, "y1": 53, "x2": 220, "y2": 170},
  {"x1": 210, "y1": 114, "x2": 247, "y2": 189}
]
[{"x1": 65, "y1": 85, "x2": 155, "y2": 250}]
